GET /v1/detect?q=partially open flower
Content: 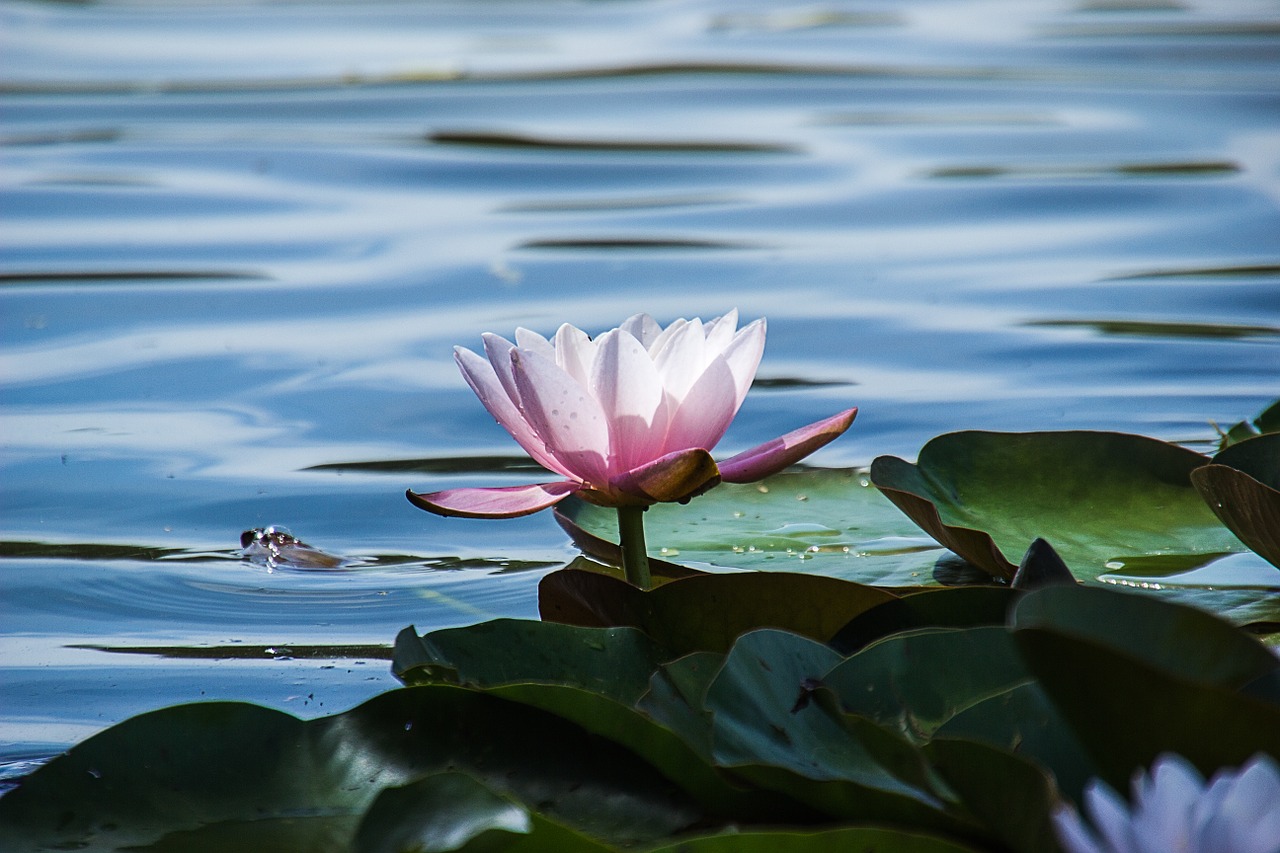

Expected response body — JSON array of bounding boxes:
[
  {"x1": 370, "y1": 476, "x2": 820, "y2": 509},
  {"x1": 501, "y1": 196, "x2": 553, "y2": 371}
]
[
  {"x1": 407, "y1": 311, "x2": 856, "y2": 518},
  {"x1": 1053, "y1": 753, "x2": 1280, "y2": 853}
]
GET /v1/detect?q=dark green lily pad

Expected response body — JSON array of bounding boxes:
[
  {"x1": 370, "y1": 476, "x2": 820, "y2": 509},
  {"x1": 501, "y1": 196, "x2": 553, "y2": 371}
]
[
  {"x1": 822, "y1": 626, "x2": 1032, "y2": 742},
  {"x1": 1216, "y1": 398, "x2": 1280, "y2": 448},
  {"x1": 1192, "y1": 433, "x2": 1280, "y2": 570},
  {"x1": 555, "y1": 469, "x2": 946, "y2": 586},
  {"x1": 645, "y1": 826, "x2": 986, "y2": 852},
  {"x1": 539, "y1": 567, "x2": 899, "y2": 655},
  {"x1": 1012, "y1": 585, "x2": 1279, "y2": 688},
  {"x1": 1013, "y1": 627, "x2": 1280, "y2": 791},
  {"x1": 0, "y1": 687, "x2": 704, "y2": 852},
  {"x1": 352, "y1": 772, "x2": 615, "y2": 853},
  {"x1": 870, "y1": 430, "x2": 1244, "y2": 581},
  {"x1": 829, "y1": 586, "x2": 1018, "y2": 655},
  {"x1": 393, "y1": 619, "x2": 670, "y2": 704}
]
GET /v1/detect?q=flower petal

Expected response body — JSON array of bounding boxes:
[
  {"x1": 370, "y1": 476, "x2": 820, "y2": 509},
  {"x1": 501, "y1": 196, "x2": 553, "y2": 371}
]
[
  {"x1": 717, "y1": 407, "x2": 857, "y2": 483},
  {"x1": 652, "y1": 318, "x2": 708, "y2": 402},
  {"x1": 511, "y1": 346, "x2": 611, "y2": 486},
  {"x1": 610, "y1": 447, "x2": 721, "y2": 503},
  {"x1": 405, "y1": 481, "x2": 580, "y2": 518},
  {"x1": 721, "y1": 317, "x2": 766, "y2": 410},
  {"x1": 1052, "y1": 804, "x2": 1107, "y2": 853},
  {"x1": 620, "y1": 313, "x2": 662, "y2": 350},
  {"x1": 553, "y1": 323, "x2": 595, "y2": 388},
  {"x1": 590, "y1": 328, "x2": 669, "y2": 475},
  {"x1": 702, "y1": 309, "x2": 739, "y2": 353},
  {"x1": 459, "y1": 343, "x2": 573, "y2": 480},
  {"x1": 662, "y1": 354, "x2": 740, "y2": 452}
]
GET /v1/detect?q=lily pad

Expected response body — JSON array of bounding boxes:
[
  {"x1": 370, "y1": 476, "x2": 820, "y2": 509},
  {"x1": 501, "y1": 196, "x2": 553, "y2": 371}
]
[
  {"x1": 0, "y1": 687, "x2": 705, "y2": 852},
  {"x1": 1192, "y1": 433, "x2": 1280, "y2": 570},
  {"x1": 870, "y1": 430, "x2": 1243, "y2": 581},
  {"x1": 555, "y1": 469, "x2": 946, "y2": 586},
  {"x1": 538, "y1": 566, "x2": 898, "y2": 655},
  {"x1": 645, "y1": 826, "x2": 986, "y2": 853}
]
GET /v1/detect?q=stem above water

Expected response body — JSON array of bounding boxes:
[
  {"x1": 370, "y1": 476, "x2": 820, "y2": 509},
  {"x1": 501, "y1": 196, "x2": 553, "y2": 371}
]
[{"x1": 616, "y1": 505, "x2": 651, "y2": 590}]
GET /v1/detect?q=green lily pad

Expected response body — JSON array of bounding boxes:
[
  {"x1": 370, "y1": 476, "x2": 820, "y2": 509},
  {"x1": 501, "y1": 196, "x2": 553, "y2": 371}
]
[
  {"x1": 393, "y1": 619, "x2": 670, "y2": 704},
  {"x1": 922, "y1": 739, "x2": 1062, "y2": 853},
  {"x1": 829, "y1": 586, "x2": 1018, "y2": 655},
  {"x1": 555, "y1": 468, "x2": 947, "y2": 586},
  {"x1": 822, "y1": 626, "x2": 1032, "y2": 742},
  {"x1": 1012, "y1": 585, "x2": 1279, "y2": 688},
  {"x1": 0, "y1": 687, "x2": 704, "y2": 852},
  {"x1": 538, "y1": 567, "x2": 899, "y2": 655},
  {"x1": 644, "y1": 826, "x2": 986, "y2": 853},
  {"x1": 1013, "y1": 627, "x2": 1280, "y2": 791},
  {"x1": 870, "y1": 430, "x2": 1242, "y2": 581},
  {"x1": 703, "y1": 630, "x2": 964, "y2": 833},
  {"x1": 1192, "y1": 433, "x2": 1280, "y2": 570},
  {"x1": 1216, "y1": 398, "x2": 1280, "y2": 448}
]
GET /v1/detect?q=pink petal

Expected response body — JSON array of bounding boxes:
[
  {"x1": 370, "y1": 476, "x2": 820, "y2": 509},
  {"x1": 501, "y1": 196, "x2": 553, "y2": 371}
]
[
  {"x1": 406, "y1": 481, "x2": 580, "y2": 518},
  {"x1": 514, "y1": 327, "x2": 556, "y2": 361},
  {"x1": 610, "y1": 447, "x2": 721, "y2": 503},
  {"x1": 662, "y1": 355, "x2": 739, "y2": 452},
  {"x1": 717, "y1": 408, "x2": 857, "y2": 483},
  {"x1": 702, "y1": 309, "x2": 739, "y2": 352},
  {"x1": 511, "y1": 346, "x2": 611, "y2": 487},
  {"x1": 458, "y1": 344, "x2": 573, "y2": 480},
  {"x1": 652, "y1": 319, "x2": 708, "y2": 402},
  {"x1": 721, "y1": 318, "x2": 766, "y2": 410},
  {"x1": 590, "y1": 328, "x2": 668, "y2": 474}
]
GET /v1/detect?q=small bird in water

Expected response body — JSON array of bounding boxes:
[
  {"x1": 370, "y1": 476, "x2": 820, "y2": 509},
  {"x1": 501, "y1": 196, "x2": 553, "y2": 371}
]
[{"x1": 240, "y1": 525, "x2": 345, "y2": 570}]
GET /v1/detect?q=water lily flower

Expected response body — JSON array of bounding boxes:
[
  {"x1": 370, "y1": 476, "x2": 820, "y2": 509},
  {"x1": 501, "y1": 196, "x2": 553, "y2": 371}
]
[
  {"x1": 407, "y1": 312, "x2": 856, "y2": 586},
  {"x1": 1053, "y1": 753, "x2": 1280, "y2": 853}
]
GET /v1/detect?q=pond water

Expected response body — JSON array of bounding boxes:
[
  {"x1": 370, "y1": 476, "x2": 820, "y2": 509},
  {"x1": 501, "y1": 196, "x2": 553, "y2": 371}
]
[{"x1": 2, "y1": 0, "x2": 1278, "y2": 783}]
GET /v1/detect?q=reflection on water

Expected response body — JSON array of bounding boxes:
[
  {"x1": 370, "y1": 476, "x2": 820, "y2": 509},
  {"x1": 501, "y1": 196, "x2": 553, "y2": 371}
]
[{"x1": 2, "y1": 0, "x2": 1278, "y2": 767}]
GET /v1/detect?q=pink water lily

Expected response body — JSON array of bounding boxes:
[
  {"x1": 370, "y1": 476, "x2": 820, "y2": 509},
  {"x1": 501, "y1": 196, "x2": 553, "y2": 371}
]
[{"x1": 407, "y1": 311, "x2": 856, "y2": 519}]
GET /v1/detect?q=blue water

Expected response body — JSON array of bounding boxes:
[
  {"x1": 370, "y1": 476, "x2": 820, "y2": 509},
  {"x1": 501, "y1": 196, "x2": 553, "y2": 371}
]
[{"x1": 2, "y1": 0, "x2": 1278, "y2": 777}]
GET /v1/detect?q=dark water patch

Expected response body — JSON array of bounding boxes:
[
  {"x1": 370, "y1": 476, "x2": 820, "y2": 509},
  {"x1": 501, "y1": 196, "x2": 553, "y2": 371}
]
[
  {"x1": 70, "y1": 643, "x2": 393, "y2": 661},
  {"x1": 0, "y1": 128, "x2": 121, "y2": 146},
  {"x1": 306, "y1": 455, "x2": 547, "y2": 475},
  {"x1": 1046, "y1": 20, "x2": 1280, "y2": 38},
  {"x1": 1107, "y1": 263, "x2": 1280, "y2": 281},
  {"x1": 516, "y1": 237, "x2": 759, "y2": 251},
  {"x1": 0, "y1": 270, "x2": 271, "y2": 286},
  {"x1": 928, "y1": 160, "x2": 1239, "y2": 179},
  {"x1": 0, "y1": 540, "x2": 233, "y2": 563},
  {"x1": 499, "y1": 193, "x2": 740, "y2": 213},
  {"x1": 1026, "y1": 319, "x2": 1280, "y2": 339},
  {"x1": 751, "y1": 376, "x2": 858, "y2": 389},
  {"x1": 429, "y1": 130, "x2": 796, "y2": 154}
]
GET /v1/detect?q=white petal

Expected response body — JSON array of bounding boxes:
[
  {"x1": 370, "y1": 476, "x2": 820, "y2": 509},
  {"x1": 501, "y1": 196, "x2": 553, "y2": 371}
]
[
  {"x1": 553, "y1": 323, "x2": 595, "y2": 389},
  {"x1": 589, "y1": 329, "x2": 668, "y2": 475},
  {"x1": 702, "y1": 309, "x2": 739, "y2": 354},
  {"x1": 652, "y1": 317, "x2": 709, "y2": 403},
  {"x1": 1052, "y1": 804, "x2": 1108, "y2": 853},
  {"x1": 620, "y1": 313, "x2": 662, "y2": 350},
  {"x1": 720, "y1": 317, "x2": 767, "y2": 410},
  {"x1": 456, "y1": 346, "x2": 573, "y2": 479},
  {"x1": 662, "y1": 355, "x2": 738, "y2": 452},
  {"x1": 1131, "y1": 755, "x2": 1202, "y2": 853},
  {"x1": 514, "y1": 326, "x2": 556, "y2": 361},
  {"x1": 511, "y1": 346, "x2": 611, "y2": 487},
  {"x1": 1085, "y1": 779, "x2": 1141, "y2": 853}
]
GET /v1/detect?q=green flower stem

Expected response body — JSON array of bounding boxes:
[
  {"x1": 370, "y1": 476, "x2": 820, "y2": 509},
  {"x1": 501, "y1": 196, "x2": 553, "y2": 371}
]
[{"x1": 616, "y1": 505, "x2": 652, "y2": 590}]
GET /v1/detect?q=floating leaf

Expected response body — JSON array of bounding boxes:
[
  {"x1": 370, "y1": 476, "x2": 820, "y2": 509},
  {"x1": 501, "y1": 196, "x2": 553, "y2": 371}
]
[
  {"x1": 1013, "y1": 626, "x2": 1280, "y2": 791},
  {"x1": 871, "y1": 431, "x2": 1241, "y2": 581},
  {"x1": 393, "y1": 619, "x2": 668, "y2": 704},
  {"x1": 539, "y1": 567, "x2": 898, "y2": 654},
  {"x1": 829, "y1": 586, "x2": 1017, "y2": 655},
  {"x1": 555, "y1": 469, "x2": 946, "y2": 586},
  {"x1": 1192, "y1": 433, "x2": 1280, "y2": 569},
  {"x1": 645, "y1": 826, "x2": 986, "y2": 852},
  {"x1": 823, "y1": 626, "x2": 1032, "y2": 742},
  {"x1": 0, "y1": 687, "x2": 704, "y2": 851},
  {"x1": 922, "y1": 739, "x2": 1062, "y2": 853},
  {"x1": 703, "y1": 630, "x2": 966, "y2": 833}
]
